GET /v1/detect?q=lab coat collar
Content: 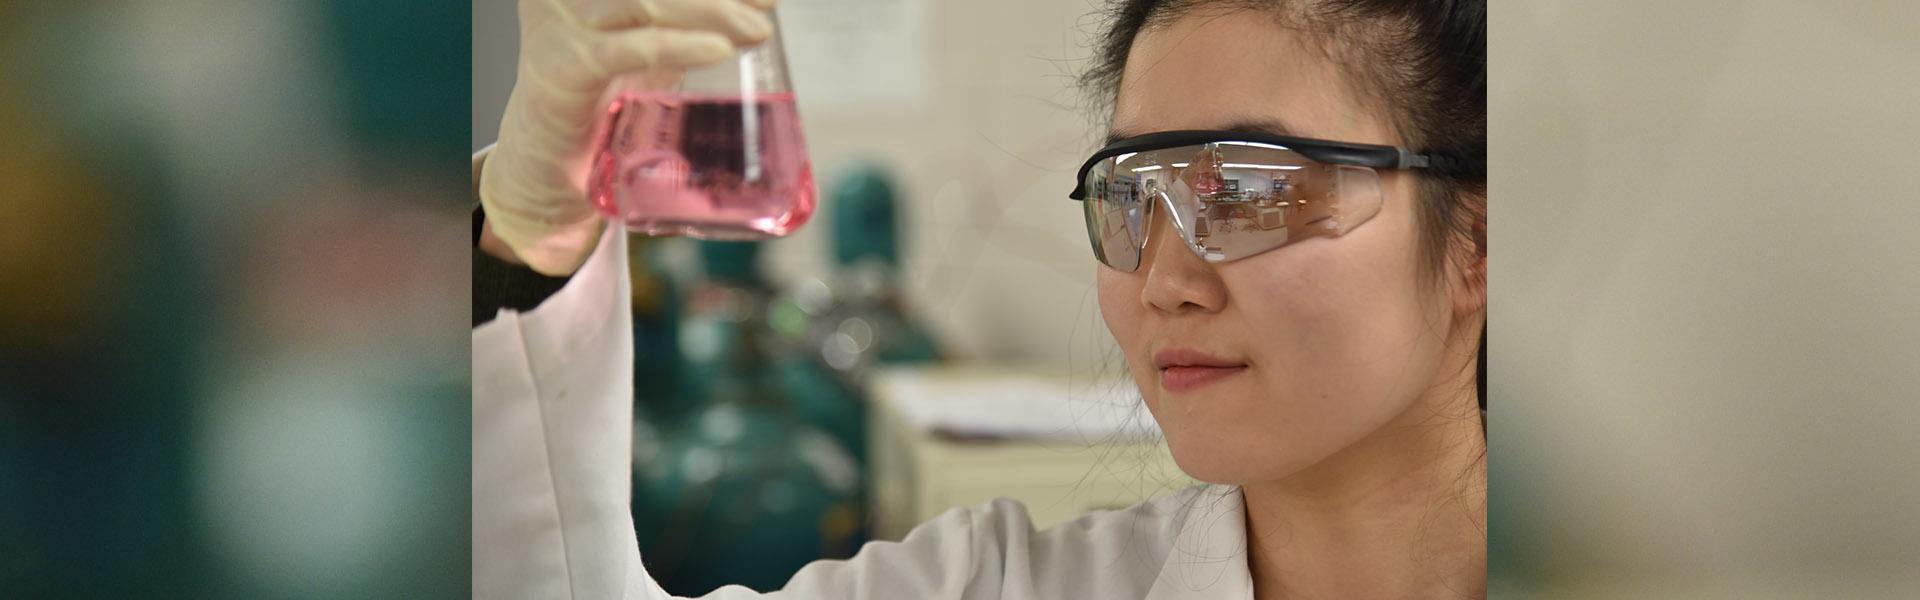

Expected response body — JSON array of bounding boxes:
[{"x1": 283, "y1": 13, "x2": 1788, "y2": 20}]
[{"x1": 1145, "y1": 484, "x2": 1255, "y2": 599}]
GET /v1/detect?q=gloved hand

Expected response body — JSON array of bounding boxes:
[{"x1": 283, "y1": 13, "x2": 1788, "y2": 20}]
[{"x1": 481, "y1": 0, "x2": 777, "y2": 275}]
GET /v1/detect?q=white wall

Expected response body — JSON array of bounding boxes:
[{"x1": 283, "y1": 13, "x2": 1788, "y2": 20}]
[{"x1": 1493, "y1": 0, "x2": 1920, "y2": 594}]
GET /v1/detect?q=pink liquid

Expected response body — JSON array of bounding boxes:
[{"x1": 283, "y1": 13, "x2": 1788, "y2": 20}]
[{"x1": 589, "y1": 92, "x2": 816, "y2": 239}]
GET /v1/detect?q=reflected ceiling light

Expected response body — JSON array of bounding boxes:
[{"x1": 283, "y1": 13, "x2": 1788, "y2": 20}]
[
  {"x1": 1221, "y1": 163, "x2": 1302, "y2": 170},
  {"x1": 1218, "y1": 141, "x2": 1291, "y2": 151},
  {"x1": 1130, "y1": 162, "x2": 1190, "y2": 173}
]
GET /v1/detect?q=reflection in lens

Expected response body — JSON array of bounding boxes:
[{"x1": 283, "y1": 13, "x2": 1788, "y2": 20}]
[
  {"x1": 1083, "y1": 141, "x2": 1387, "y2": 270},
  {"x1": 1170, "y1": 143, "x2": 1308, "y2": 261},
  {"x1": 1082, "y1": 158, "x2": 1144, "y2": 271},
  {"x1": 1171, "y1": 143, "x2": 1386, "y2": 263}
]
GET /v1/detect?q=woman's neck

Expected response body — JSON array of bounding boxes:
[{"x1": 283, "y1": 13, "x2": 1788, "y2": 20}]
[{"x1": 1241, "y1": 388, "x2": 1487, "y2": 600}]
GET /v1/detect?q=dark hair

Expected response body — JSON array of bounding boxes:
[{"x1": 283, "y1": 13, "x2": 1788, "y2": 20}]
[{"x1": 1080, "y1": 0, "x2": 1487, "y2": 411}]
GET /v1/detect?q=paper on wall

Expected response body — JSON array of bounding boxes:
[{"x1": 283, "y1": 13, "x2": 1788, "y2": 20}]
[
  {"x1": 873, "y1": 368, "x2": 1163, "y2": 442},
  {"x1": 778, "y1": 0, "x2": 935, "y2": 115}
]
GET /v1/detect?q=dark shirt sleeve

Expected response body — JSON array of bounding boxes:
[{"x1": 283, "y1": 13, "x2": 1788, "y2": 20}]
[{"x1": 473, "y1": 207, "x2": 574, "y2": 327}]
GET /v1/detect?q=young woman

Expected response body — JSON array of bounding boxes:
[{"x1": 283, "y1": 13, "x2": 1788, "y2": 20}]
[{"x1": 473, "y1": 0, "x2": 1487, "y2": 597}]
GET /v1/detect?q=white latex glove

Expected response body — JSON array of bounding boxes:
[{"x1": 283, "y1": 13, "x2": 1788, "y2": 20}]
[{"x1": 481, "y1": 0, "x2": 777, "y2": 275}]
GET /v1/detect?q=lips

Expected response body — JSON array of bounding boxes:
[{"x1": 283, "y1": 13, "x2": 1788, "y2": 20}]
[{"x1": 1153, "y1": 347, "x2": 1248, "y2": 393}]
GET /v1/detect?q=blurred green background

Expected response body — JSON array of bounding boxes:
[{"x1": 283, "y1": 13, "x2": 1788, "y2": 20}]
[{"x1": 1, "y1": 0, "x2": 469, "y2": 596}]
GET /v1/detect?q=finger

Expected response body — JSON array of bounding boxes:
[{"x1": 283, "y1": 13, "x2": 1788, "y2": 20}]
[
  {"x1": 585, "y1": 0, "x2": 773, "y2": 46},
  {"x1": 590, "y1": 28, "x2": 736, "y2": 75},
  {"x1": 573, "y1": 0, "x2": 658, "y2": 30},
  {"x1": 639, "y1": 0, "x2": 771, "y2": 46}
]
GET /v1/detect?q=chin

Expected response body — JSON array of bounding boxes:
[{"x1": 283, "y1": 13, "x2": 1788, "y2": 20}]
[
  {"x1": 1161, "y1": 427, "x2": 1276, "y2": 485},
  {"x1": 1148, "y1": 386, "x2": 1303, "y2": 485}
]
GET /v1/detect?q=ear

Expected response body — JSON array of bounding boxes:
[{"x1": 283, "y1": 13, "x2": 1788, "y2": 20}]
[
  {"x1": 1450, "y1": 196, "x2": 1487, "y2": 320},
  {"x1": 1453, "y1": 248, "x2": 1486, "y2": 319}
]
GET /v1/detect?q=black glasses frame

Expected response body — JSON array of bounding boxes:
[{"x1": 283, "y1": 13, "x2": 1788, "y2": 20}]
[{"x1": 1067, "y1": 130, "x2": 1442, "y2": 200}]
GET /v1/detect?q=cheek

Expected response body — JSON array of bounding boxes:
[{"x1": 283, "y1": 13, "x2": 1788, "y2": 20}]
[
  {"x1": 1236, "y1": 254, "x2": 1414, "y2": 404},
  {"x1": 1253, "y1": 210, "x2": 1440, "y2": 396},
  {"x1": 1207, "y1": 194, "x2": 1448, "y2": 469},
  {"x1": 1096, "y1": 268, "x2": 1161, "y2": 390},
  {"x1": 1096, "y1": 267, "x2": 1144, "y2": 357}
]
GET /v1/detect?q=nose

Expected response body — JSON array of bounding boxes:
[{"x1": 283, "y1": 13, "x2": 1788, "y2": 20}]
[{"x1": 1139, "y1": 191, "x2": 1229, "y2": 315}]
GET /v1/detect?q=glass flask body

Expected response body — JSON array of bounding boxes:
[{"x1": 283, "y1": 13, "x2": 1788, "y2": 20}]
[{"x1": 588, "y1": 10, "x2": 814, "y2": 239}]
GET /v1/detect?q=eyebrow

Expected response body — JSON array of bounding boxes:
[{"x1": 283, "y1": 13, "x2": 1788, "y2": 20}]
[{"x1": 1104, "y1": 116, "x2": 1304, "y2": 146}]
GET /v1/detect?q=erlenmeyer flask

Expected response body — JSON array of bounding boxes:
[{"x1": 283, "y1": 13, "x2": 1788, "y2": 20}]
[{"x1": 589, "y1": 9, "x2": 816, "y2": 240}]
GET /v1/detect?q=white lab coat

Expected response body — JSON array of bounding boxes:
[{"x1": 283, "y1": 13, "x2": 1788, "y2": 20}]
[{"x1": 472, "y1": 220, "x2": 1256, "y2": 599}]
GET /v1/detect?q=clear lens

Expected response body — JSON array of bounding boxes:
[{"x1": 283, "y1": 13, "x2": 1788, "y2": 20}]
[
  {"x1": 1080, "y1": 141, "x2": 1386, "y2": 270},
  {"x1": 1329, "y1": 164, "x2": 1384, "y2": 236},
  {"x1": 1081, "y1": 157, "x2": 1145, "y2": 271}
]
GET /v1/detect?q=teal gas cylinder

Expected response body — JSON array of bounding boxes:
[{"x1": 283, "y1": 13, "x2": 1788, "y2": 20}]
[
  {"x1": 633, "y1": 240, "x2": 868, "y2": 594},
  {"x1": 809, "y1": 163, "x2": 942, "y2": 374}
]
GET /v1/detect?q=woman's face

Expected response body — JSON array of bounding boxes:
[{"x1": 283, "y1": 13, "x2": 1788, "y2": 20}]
[{"x1": 1099, "y1": 10, "x2": 1465, "y2": 484}]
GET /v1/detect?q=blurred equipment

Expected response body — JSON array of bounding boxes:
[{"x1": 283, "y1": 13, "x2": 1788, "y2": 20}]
[
  {"x1": 629, "y1": 162, "x2": 965, "y2": 592},
  {"x1": 632, "y1": 240, "x2": 866, "y2": 595},
  {"x1": 866, "y1": 366, "x2": 1193, "y2": 540},
  {"x1": 591, "y1": 9, "x2": 816, "y2": 239},
  {"x1": 629, "y1": 235, "x2": 690, "y2": 421},
  {"x1": 799, "y1": 162, "x2": 942, "y2": 375}
]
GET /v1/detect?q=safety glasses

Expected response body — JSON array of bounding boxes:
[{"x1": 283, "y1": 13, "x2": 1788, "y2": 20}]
[{"x1": 1068, "y1": 130, "x2": 1440, "y2": 272}]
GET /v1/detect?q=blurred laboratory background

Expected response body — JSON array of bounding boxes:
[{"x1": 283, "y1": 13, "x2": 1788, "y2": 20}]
[
  {"x1": 475, "y1": 0, "x2": 1193, "y2": 595},
  {"x1": 2, "y1": 0, "x2": 469, "y2": 597}
]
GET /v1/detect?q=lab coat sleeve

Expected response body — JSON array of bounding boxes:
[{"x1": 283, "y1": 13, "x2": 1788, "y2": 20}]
[
  {"x1": 473, "y1": 213, "x2": 673, "y2": 599},
  {"x1": 737, "y1": 503, "x2": 983, "y2": 599}
]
